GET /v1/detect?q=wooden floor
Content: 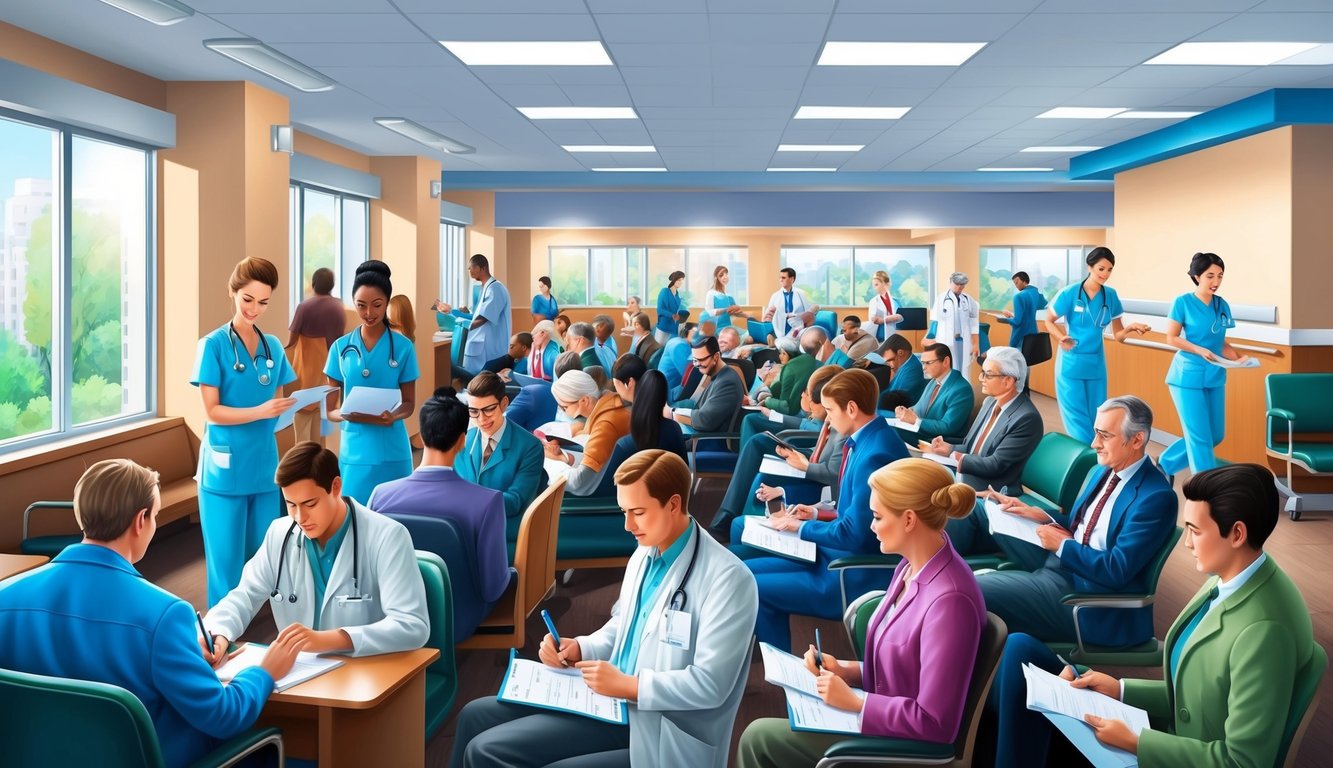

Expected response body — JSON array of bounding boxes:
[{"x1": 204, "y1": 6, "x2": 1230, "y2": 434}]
[{"x1": 135, "y1": 392, "x2": 1332, "y2": 767}]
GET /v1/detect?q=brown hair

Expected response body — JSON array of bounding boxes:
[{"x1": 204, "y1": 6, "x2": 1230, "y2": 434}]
[
  {"x1": 74, "y1": 459, "x2": 160, "y2": 541},
  {"x1": 275, "y1": 441, "x2": 341, "y2": 492},
  {"x1": 614, "y1": 449, "x2": 691, "y2": 512},
  {"x1": 311, "y1": 267, "x2": 335, "y2": 295},
  {"x1": 869, "y1": 458, "x2": 975, "y2": 530},
  {"x1": 388, "y1": 294, "x2": 416, "y2": 342},
  {"x1": 712, "y1": 265, "x2": 728, "y2": 292},
  {"x1": 806, "y1": 364, "x2": 840, "y2": 399},
  {"x1": 228, "y1": 257, "x2": 280, "y2": 294},
  {"x1": 820, "y1": 368, "x2": 878, "y2": 415}
]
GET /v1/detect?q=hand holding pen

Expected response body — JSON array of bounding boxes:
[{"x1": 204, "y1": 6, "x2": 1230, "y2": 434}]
[
  {"x1": 539, "y1": 609, "x2": 581, "y2": 669},
  {"x1": 1059, "y1": 654, "x2": 1122, "y2": 699}
]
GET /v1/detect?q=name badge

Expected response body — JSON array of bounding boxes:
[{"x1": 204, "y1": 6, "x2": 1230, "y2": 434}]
[
  {"x1": 1074, "y1": 305, "x2": 1085, "y2": 313},
  {"x1": 660, "y1": 609, "x2": 692, "y2": 650}
]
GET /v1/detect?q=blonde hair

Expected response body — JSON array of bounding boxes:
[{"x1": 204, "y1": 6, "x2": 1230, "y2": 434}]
[
  {"x1": 388, "y1": 294, "x2": 416, "y2": 342},
  {"x1": 712, "y1": 265, "x2": 728, "y2": 293},
  {"x1": 869, "y1": 458, "x2": 975, "y2": 530},
  {"x1": 614, "y1": 449, "x2": 691, "y2": 511},
  {"x1": 74, "y1": 459, "x2": 161, "y2": 541},
  {"x1": 873, "y1": 270, "x2": 891, "y2": 286}
]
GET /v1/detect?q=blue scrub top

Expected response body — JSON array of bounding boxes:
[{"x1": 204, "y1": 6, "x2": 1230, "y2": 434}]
[
  {"x1": 1051, "y1": 282, "x2": 1124, "y2": 380},
  {"x1": 656, "y1": 287, "x2": 687, "y2": 335},
  {"x1": 325, "y1": 326, "x2": 420, "y2": 465},
  {"x1": 531, "y1": 293, "x2": 559, "y2": 321},
  {"x1": 1166, "y1": 292, "x2": 1233, "y2": 389},
  {"x1": 710, "y1": 293, "x2": 737, "y2": 328},
  {"x1": 305, "y1": 504, "x2": 354, "y2": 629},
  {"x1": 191, "y1": 323, "x2": 297, "y2": 496}
]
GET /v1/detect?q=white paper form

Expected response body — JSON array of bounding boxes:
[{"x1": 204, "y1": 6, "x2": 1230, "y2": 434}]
[
  {"x1": 1207, "y1": 356, "x2": 1260, "y2": 369},
  {"x1": 784, "y1": 686, "x2": 861, "y2": 734},
  {"x1": 544, "y1": 458, "x2": 573, "y2": 482},
  {"x1": 884, "y1": 416, "x2": 920, "y2": 433},
  {"x1": 217, "y1": 645, "x2": 344, "y2": 692},
  {"x1": 273, "y1": 385, "x2": 335, "y2": 432},
  {"x1": 535, "y1": 421, "x2": 590, "y2": 447},
  {"x1": 759, "y1": 454, "x2": 807, "y2": 480},
  {"x1": 339, "y1": 386, "x2": 402, "y2": 416},
  {"x1": 984, "y1": 500, "x2": 1047, "y2": 548},
  {"x1": 759, "y1": 642, "x2": 820, "y2": 697},
  {"x1": 498, "y1": 651, "x2": 628, "y2": 725},
  {"x1": 1023, "y1": 663, "x2": 1151, "y2": 734},
  {"x1": 741, "y1": 516, "x2": 817, "y2": 562}
]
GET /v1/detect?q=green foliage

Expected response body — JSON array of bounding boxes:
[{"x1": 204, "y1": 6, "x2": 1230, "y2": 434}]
[
  {"x1": 0, "y1": 396, "x2": 52, "y2": 442},
  {"x1": 302, "y1": 213, "x2": 337, "y2": 288},
  {"x1": 22, "y1": 207, "x2": 53, "y2": 352},
  {"x1": 0, "y1": 329, "x2": 45, "y2": 406},
  {"x1": 72, "y1": 374, "x2": 123, "y2": 425}
]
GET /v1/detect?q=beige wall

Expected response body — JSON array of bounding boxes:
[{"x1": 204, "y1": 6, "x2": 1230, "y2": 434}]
[{"x1": 1290, "y1": 125, "x2": 1333, "y2": 330}]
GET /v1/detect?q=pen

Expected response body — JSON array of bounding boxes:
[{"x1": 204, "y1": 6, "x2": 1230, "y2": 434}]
[
  {"x1": 1057, "y1": 653, "x2": 1081, "y2": 679},
  {"x1": 196, "y1": 611, "x2": 215, "y2": 660},
  {"x1": 814, "y1": 628, "x2": 825, "y2": 672},
  {"x1": 541, "y1": 610, "x2": 567, "y2": 666}
]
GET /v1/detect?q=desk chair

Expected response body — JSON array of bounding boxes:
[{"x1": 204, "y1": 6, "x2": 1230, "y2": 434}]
[
  {"x1": 685, "y1": 405, "x2": 745, "y2": 493},
  {"x1": 896, "y1": 307, "x2": 927, "y2": 332},
  {"x1": 415, "y1": 550, "x2": 458, "y2": 739},
  {"x1": 814, "y1": 310, "x2": 838, "y2": 339},
  {"x1": 1018, "y1": 433, "x2": 1098, "y2": 519},
  {"x1": 818, "y1": 609, "x2": 1007, "y2": 768},
  {"x1": 0, "y1": 667, "x2": 283, "y2": 767},
  {"x1": 1266, "y1": 373, "x2": 1333, "y2": 519},
  {"x1": 21, "y1": 501, "x2": 80, "y2": 558},
  {"x1": 388, "y1": 514, "x2": 493, "y2": 644},
  {"x1": 725, "y1": 356, "x2": 757, "y2": 391},
  {"x1": 450, "y1": 325, "x2": 469, "y2": 371}
]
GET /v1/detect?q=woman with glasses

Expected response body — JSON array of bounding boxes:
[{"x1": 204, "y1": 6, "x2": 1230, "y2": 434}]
[
  {"x1": 191, "y1": 257, "x2": 297, "y2": 607},
  {"x1": 1159, "y1": 253, "x2": 1253, "y2": 476},
  {"x1": 1045, "y1": 247, "x2": 1150, "y2": 443},
  {"x1": 543, "y1": 370, "x2": 632, "y2": 496}
]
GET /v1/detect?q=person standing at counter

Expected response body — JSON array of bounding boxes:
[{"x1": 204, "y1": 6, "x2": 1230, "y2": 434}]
[{"x1": 531, "y1": 275, "x2": 559, "y2": 325}]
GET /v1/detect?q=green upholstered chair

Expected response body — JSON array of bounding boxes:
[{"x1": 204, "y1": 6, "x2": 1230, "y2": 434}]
[
  {"x1": 828, "y1": 553, "x2": 902, "y2": 614},
  {"x1": 0, "y1": 667, "x2": 283, "y2": 767},
  {"x1": 818, "y1": 609, "x2": 1008, "y2": 767},
  {"x1": 556, "y1": 491, "x2": 636, "y2": 572},
  {"x1": 415, "y1": 550, "x2": 458, "y2": 739},
  {"x1": 20, "y1": 501, "x2": 81, "y2": 558},
  {"x1": 1018, "y1": 433, "x2": 1098, "y2": 519},
  {"x1": 1278, "y1": 644, "x2": 1328, "y2": 768},
  {"x1": 1266, "y1": 373, "x2": 1333, "y2": 520},
  {"x1": 843, "y1": 589, "x2": 887, "y2": 660}
]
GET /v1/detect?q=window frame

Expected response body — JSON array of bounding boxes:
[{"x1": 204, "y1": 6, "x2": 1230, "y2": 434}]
[
  {"x1": 547, "y1": 244, "x2": 749, "y2": 308},
  {"x1": 978, "y1": 244, "x2": 1096, "y2": 310},
  {"x1": 778, "y1": 245, "x2": 935, "y2": 307},
  {"x1": 287, "y1": 181, "x2": 371, "y2": 316},
  {"x1": 440, "y1": 220, "x2": 467, "y2": 307}
]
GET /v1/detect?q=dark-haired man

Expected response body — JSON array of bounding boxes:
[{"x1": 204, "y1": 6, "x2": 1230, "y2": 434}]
[
  {"x1": 455, "y1": 371, "x2": 546, "y2": 549},
  {"x1": 892, "y1": 342, "x2": 973, "y2": 442},
  {"x1": 673, "y1": 335, "x2": 744, "y2": 433},
  {"x1": 286, "y1": 266, "x2": 345, "y2": 445}
]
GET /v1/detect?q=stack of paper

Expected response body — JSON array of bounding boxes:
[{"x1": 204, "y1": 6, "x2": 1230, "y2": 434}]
[
  {"x1": 535, "y1": 421, "x2": 589, "y2": 447},
  {"x1": 1207, "y1": 356, "x2": 1260, "y2": 369},
  {"x1": 759, "y1": 454, "x2": 807, "y2": 479},
  {"x1": 740, "y1": 516, "x2": 816, "y2": 562},
  {"x1": 983, "y1": 500, "x2": 1047, "y2": 547},
  {"x1": 217, "y1": 645, "x2": 345, "y2": 692},
  {"x1": 273, "y1": 385, "x2": 334, "y2": 432},
  {"x1": 759, "y1": 643, "x2": 861, "y2": 735},
  {"x1": 920, "y1": 451, "x2": 959, "y2": 469},
  {"x1": 340, "y1": 386, "x2": 402, "y2": 417},
  {"x1": 884, "y1": 416, "x2": 920, "y2": 433},
  {"x1": 863, "y1": 352, "x2": 888, "y2": 366},
  {"x1": 1023, "y1": 663, "x2": 1149, "y2": 768},
  {"x1": 499, "y1": 650, "x2": 628, "y2": 725}
]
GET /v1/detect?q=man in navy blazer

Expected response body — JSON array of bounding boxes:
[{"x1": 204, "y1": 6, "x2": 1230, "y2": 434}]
[
  {"x1": 371, "y1": 387, "x2": 511, "y2": 642},
  {"x1": 872, "y1": 333, "x2": 927, "y2": 411},
  {"x1": 973, "y1": 395, "x2": 1177, "y2": 647},
  {"x1": 746, "y1": 369, "x2": 909, "y2": 650},
  {"x1": 892, "y1": 343, "x2": 974, "y2": 442}
]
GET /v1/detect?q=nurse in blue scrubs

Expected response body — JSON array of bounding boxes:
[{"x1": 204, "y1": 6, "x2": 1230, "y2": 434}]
[
  {"x1": 704, "y1": 265, "x2": 745, "y2": 330},
  {"x1": 1159, "y1": 252, "x2": 1252, "y2": 475},
  {"x1": 530, "y1": 275, "x2": 559, "y2": 325},
  {"x1": 192, "y1": 257, "x2": 297, "y2": 607},
  {"x1": 1044, "y1": 247, "x2": 1150, "y2": 443},
  {"x1": 325, "y1": 261, "x2": 419, "y2": 504}
]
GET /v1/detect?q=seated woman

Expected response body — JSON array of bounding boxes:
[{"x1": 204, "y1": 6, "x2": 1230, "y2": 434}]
[
  {"x1": 543, "y1": 370, "x2": 631, "y2": 496},
  {"x1": 204, "y1": 442, "x2": 430, "y2": 657},
  {"x1": 991, "y1": 463, "x2": 1317, "y2": 768},
  {"x1": 592, "y1": 368, "x2": 688, "y2": 497},
  {"x1": 737, "y1": 458, "x2": 986, "y2": 767}
]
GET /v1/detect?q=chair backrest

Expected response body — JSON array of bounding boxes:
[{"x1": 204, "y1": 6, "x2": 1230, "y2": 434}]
[
  {"x1": 386, "y1": 513, "x2": 483, "y2": 643},
  {"x1": 1022, "y1": 432, "x2": 1098, "y2": 514},
  {"x1": 1279, "y1": 643, "x2": 1328, "y2": 768},
  {"x1": 978, "y1": 321, "x2": 992, "y2": 354},
  {"x1": 814, "y1": 309, "x2": 837, "y2": 338},
  {"x1": 647, "y1": 346, "x2": 664, "y2": 370},
  {"x1": 952, "y1": 613, "x2": 1008, "y2": 763},
  {"x1": 843, "y1": 590, "x2": 887, "y2": 660},
  {"x1": 1266, "y1": 374, "x2": 1333, "y2": 447},
  {"x1": 750, "y1": 346, "x2": 780, "y2": 369},
  {"x1": 0, "y1": 667, "x2": 165, "y2": 768},
  {"x1": 451, "y1": 325, "x2": 469, "y2": 368},
  {"x1": 1141, "y1": 526, "x2": 1183, "y2": 596},
  {"x1": 516, "y1": 476, "x2": 567, "y2": 617},
  {"x1": 415, "y1": 551, "x2": 458, "y2": 686},
  {"x1": 897, "y1": 306, "x2": 927, "y2": 331},
  {"x1": 724, "y1": 357, "x2": 756, "y2": 391}
]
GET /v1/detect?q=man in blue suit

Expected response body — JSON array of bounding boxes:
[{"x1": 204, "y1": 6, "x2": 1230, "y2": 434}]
[
  {"x1": 507, "y1": 350, "x2": 582, "y2": 431},
  {"x1": 455, "y1": 371, "x2": 546, "y2": 554},
  {"x1": 0, "y1": 459, "x2": 305, "y2": 767},
  {"x1": 371, "y1": 387, "x2": 511, "y2": 642},
  {"x1": 892, "y1": 342, "x2": 975, "y2": 442},
  {"x1": 994, "y1": 271, "x2": 1048, "y2": 349},
  {"x1": 974, "y1": 395, "x2": 1177, "y2": 647},
  {"x1": 870, "y1": 333, "x2": 926, "y2": 411},
  {"x1": 745, "y1": 368, "x2": 909, "y2": 650}
]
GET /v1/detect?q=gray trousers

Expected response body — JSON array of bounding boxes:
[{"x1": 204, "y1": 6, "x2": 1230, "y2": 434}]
[{"x1": 449, "y1": 696, "x2": 631, "y2": 768}]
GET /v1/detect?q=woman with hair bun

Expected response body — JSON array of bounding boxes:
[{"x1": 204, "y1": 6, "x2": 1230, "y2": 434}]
[
  {"x1": 324, "y1": 260, "x2": 419, "y2": 503},
  {"x1": 737, "y1": 457, "x2": 987, "y2": 767}
]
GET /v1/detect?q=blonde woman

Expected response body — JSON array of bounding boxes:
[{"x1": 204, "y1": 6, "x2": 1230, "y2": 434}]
[
  {"x1": 867, "y1": 270, "x2": 904, "y2": 343},
  {"x1": 387, "y1": 294, "x2": 417, "y2": 342}
]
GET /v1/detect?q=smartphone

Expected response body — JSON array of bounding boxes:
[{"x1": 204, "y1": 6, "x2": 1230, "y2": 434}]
[{"x1": 765, "y1": 495, "x2": 786, "y2": 517}]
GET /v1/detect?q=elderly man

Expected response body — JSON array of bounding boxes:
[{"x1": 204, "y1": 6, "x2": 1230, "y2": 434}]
[
  {"x1": 892, "y1": 342, "x2": 974, "y2": 443},
  {"x1": 566, "y1": 322, "x2": 602, "y2": 370},
  {"x1": 924, "y1": 271, "x2": 981, "y2": 380},
  {"x1": 626, "y1": 312, "x2": 661, "y2": 362},
  {"x1": 757, "y1": 326, "x2": 824, "y2": 413},
  {"x1": 718, "y1": 326, "x2": 745, "y2": 359}
]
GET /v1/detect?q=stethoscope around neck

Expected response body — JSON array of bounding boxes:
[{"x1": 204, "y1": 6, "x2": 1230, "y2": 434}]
[
  {"x1": 228, "y1": 323, "x2": 275, "y2": 385},
  {"x1": 1076, "y1": 281, "x2": 1111, "y2": 328},
  {"x1": 339, "y1": 323, "x2": 398, "y2": 378},
  {"x1": 270, "y1": 496, "x2": 365, "y2": 605}
]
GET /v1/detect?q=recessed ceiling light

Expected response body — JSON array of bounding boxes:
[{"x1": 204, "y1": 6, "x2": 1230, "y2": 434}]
[
  {"x1": 518, "y1": 107, "x2": 638, "y2": 120},
  {"x1": 777, "y1": 144, "x2": 865, "y2": 152},
  {"x1": 204, "y1": 39, "x2": 335, "y2": 92},
  {"x1": 1112, "y1": 110, "x2": 1201, "y2": 119},
  {"x1": 1145, "y1": 42, "x2": 1318, "y2": 66},
  {"x1": 562, "y1": 145, "x2": 657, "y2": 153},
  {"x1": 1035, "y1": 107, "x2": 1128, "y2": 119},
  {"x1": 591, "y1": 167, "x2": 667, "y2": 172},
  {"x1": 1021, "y1": 146, "x2": 1103, "y2": 153},
  {"x1": 977, "y1": 167, "x2": 1053, "y2": 172},
  {"x1": 439, "y1": 41, "x2": 612, "y2": 66},
  {"x1": 794, "y1": 106, "x2": 911, "y2": 120},
  {"x1": 98, "y1": 0, "x2": 193, "y2": 25},
  {"x1": 818, "y1": 42, "x2": 986, "y2": 67},
  {"x1": 374, "y1": 118, "x2": 474, "y2": 154},
  {"x1": 767, "y1": 167, "x2": 839, "y2": 172}
]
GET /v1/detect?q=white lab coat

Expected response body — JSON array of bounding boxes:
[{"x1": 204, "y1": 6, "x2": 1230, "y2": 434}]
[
  {"x1": 765, "y1": 287, "x2": 814, "y2": 338},
  {"x1": 575, "y1": 525, "x2": 758, "y2": 768},
  {"x1": 206, "y1": 499, "x2": 429, "y2": 656},
  {"x1": 867, "y1": 292, "x2": 900, "y2": 340},
  {"x1": 929, "y1": 289, "x2": 980, "y2": 380}
]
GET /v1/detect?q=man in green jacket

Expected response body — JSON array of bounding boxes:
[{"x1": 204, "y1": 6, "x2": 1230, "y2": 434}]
[{"x1": 738, "y1": 327, "x2": 824, "y2": 446}]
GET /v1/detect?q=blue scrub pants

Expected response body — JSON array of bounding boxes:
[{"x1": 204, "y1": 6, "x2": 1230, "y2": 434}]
[
  {"x1": 340, "y1": 459, "x2": 413, "y2": 506},
  {"x1": 199, "y1": 488, "x2": 281, "y2": 607},
  {"x1": 1160, "y1": 384, "x2": 1225, "y2": 475},
  {"x1": 1055, "y1": 373, "x2": 1104, "y2": 445}
]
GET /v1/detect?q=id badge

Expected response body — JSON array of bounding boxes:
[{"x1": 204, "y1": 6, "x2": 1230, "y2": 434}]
[
  {"x1": 660, "y1": 609, "x2": 692, "y2": 650},
  {"x1": 1074, "y1": 305, "x2": 1085, "y2": 313}
]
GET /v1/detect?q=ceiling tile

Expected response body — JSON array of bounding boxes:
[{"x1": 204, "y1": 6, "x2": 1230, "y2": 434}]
[
  {"x1": 411, "y1": 14, "x2": 601, "y2": 40},
  {"x1": 208, "y1": 13, "x2": 425, "y2": 44}
]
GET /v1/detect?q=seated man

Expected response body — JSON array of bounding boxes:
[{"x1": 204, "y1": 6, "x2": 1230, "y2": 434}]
[
  {"x1": 826, "y1": 315, "x2": 878, "y2": 367},
  {"x1": 566, "y1": 322, "x2": 602, "y2": 370},
  {"x1": 923, "y1": 346, "x2": 1042, "y2": 498},
  {"x1": 516, "y1": 320, "x2": 559, "y2": 382},
  {"x1": 450, "y1": 450, "x2": 758, "y2": 768},
  {"x1": 0, "y1": 459, "x2": 304, "y2": 768},
  {"x1": 371, "y1": 387, "x2": 511, "y2": 641},
  {"x1": 756, "y1": 326, "x2": 824, "y2": 416},
  {"x1": 873, "y1": 333, "x2": 927, "y2": 411},
  {"x1": 672, "y1": 335, "x2": 746, "y2": 433},
  {"x1": 892, "y1": 343, "x2": 973, "y2": 443},
  {"x1": 456, "y1": 371, "x2": 546, "y2": 546},
  {"x1": 626, "y1": 311, "x2": 661, "y2": 362},
  {"x1": 509, "y1": 350, "x2": 584, "y2": 431},
  {"x1": 206, "y1": 442, "x2": 430, "y2": 657},
  {"x1": 718, "y1": 325, "x2": 745, "y2": 359},
  {"x1": 963, "y1": 396, "x2": 1176, "y2": 647},
  {"x1": 591, "y1": 314, "x2": 618, "y2": 369},
  {"x1": 482, "y1": 332, "x2": 533, "y2": 377},
  {"x1": 992, "y1": 463, "x2": 1315, "y2": 768}
]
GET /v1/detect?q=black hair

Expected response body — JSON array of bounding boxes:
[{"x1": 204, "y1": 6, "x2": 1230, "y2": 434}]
[
  {"x1": 780, "y1": 267, "x2": 796, "y2": 279},
  {"x1": 1013, "y1": 271, "x2": 1030, "y2": 284},
  {"x1": 514, "y1": 332, "x2": 533, "y2": 348},
  {"x1": 352, "y1": 260, "x2": 393, "y2": 300},
  {"x1": 630, "y1": 370, "x2": 669, "y2": 451},
  {"x1": 538, "y1": 275, "x2": 551, "y2": 288},
  {"x1": 882, "y1": 333, "x2": 913, "y2": 355},
  {"x1": 668, "y1": 270, "x2": 685, "y2": 285},
  {"x1": 612, "y1": 353, "x2": 647, "y2": 385},
  {"x1": 690, "y1": 335, "x2": 720, "y2": 356},
  {"x1": 419, "y1": 386, "x2": 470, "y2": 452},
  {"x1": 842, "y1": 315, "x2": 861, "y2": 327},
  {"x1": 1187, "y1": 252, "x2": 1225, "y2": 285},
  {"x1": 924, "y1": 342, "x2": 952, "y2": 363},
  {"x1": 1086, "y1": 246, "x2": 1115, "y2": 268},
  {"x1": 470, "y1": 253, "x2": 490, "y2": 271},
  {"x1": 1183, "y1": 463, "x2": 1279, "y2": 550}
]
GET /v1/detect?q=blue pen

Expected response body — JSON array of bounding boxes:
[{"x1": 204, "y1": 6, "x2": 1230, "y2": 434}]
[
  {"x1": 814, "y1": 628, "x2": 825, "y2": 671},
  {"x1": 541, "y1": 609, "x2": 567, "y2": 666}
]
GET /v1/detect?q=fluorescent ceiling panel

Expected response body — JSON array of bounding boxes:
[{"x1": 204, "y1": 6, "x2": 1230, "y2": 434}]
[
  {"x1": 1145, "y1": 42, "x2": 1319, "y2": 66},
  {"x1": 562, "y1": 145, "x2": 657, "y2": 152},
  {"x1": 439, "y1": 41, "x2": 612, "y2": 66},
  {"x1": 204, "y1": 39, "x2": 335, "y2": 92},
  {"x1": 794, "y1": 106, "x2": 911, "y2": 120},
  {"x1": 518, "y1": 107, "x2": 637, "y2": 119},
  {"x1": 818, "y1": 42, "x2": 987, "y2": 67},
  {"x1": 98, "y1": 0, "x2": 193, "y2": 25},
  {"x1": 777, "y1": 144, "x2": 864, "y2": 151},
  {"x1": 978, "y1": 167, "x2": 1053, "y2": 172},
  {"x1": 374, "y1": 117, "x2": 474, "y2": 153},
  {"x1": 1112, "y1": 110, "x2": 1201, "y2": 119},
  {"x1": 1021, "y1": 146, "x2": 1102, "y2": 152},
  {"x1": 767, "y1": 167, "x2": 838, "y2": 172},
  {"x1": 1035, "y1": 107, "x2": 1128, "y2": 119}
]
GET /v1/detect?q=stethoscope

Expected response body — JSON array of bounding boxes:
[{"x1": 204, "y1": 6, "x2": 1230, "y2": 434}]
[
  {"x1": 270, "y1": 496, "x2": 366, "y2": 606},
  {"x1": 667, "y1": 525, "x2": 702, "y2": 612},
  {"x1": 1205, "y1": 296, "x2": 1233, "y2": 334},
  {"x1": 1075, "y1": 282, "x2": 1111, "y2": 329},
  {"x1": 339, "y1": 322, "x2": 398, "y2": 379},
  {"x1": 228, "y1": 323, "x2": 275, "y2": 386}
]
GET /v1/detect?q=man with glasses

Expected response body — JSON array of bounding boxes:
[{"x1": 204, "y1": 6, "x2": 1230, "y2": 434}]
[
  {"x1": 455, "y1": 371, "x2": 546, "y2": 552},
  {"x1": 673, "y1": 336, "x2": 744, "y2": 433},
  {"x1": 892, "y1": 342, "x2": 974, "y2": 443}
]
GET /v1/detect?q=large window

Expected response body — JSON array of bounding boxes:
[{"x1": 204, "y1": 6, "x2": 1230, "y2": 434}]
[
  {"x1": 549, "y1": 246, "x2": 747, "y2": 308},
  {"x1": 439, "y1": 221, "x2": 467, "y2": 308},
  {"x1": 288, "y1": 183, "x2": 369, "y2": 313},
  {"x1": 0, "y1": 114, "x2": 153, "y2": 448},
  {"x1": 779, "y1": 246, "x2": 934, "y2": 307},
  {"x1": 979, "y1": 246, "x2": 1094, "y2": 309}
]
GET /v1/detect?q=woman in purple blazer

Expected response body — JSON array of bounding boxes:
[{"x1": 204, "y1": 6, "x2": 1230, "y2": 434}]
[{"x1": 736, "y1": 458, "x2": 986, "y2": 767}]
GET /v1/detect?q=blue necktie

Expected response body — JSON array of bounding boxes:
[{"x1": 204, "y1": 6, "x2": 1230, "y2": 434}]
[
  {"x1": 1169, "y1": 585, "x2": 1219, "y2": 681},
  {"x1": 784, "y1": 291, "x2": 794, "y2": 314}
]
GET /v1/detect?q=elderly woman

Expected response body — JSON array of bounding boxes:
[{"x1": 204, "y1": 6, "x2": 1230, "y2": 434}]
[
  {"x1": 543, "y1": 369, "x2": 631, "y2": 496},
  {"x1": 519, "y1": 319, "x2": 559, "y2": 382}
]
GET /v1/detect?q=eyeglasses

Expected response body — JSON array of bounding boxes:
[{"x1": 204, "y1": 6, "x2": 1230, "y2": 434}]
[
  {"x1": 978, "y1": 370, "x2": 1012, "y2": 380},
  {"x1": 1092, "y1": 428, "x2": 1119, "y2": 442},
  {"x1": 691, "y1": 352, "x2": 716, "y2": 364},
  {"x1": 921, "y1": 357, "x2": 945, "y2": 366},
  {"x1": 467, "y1": 403, "x2": 502, "y2": 418}
]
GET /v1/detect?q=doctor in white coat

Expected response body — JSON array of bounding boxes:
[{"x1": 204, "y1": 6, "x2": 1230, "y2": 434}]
[
  {"x1": 763, "y1": 267, "x2": 819, "y2": 339},
  {"x1": 205, "y1": 442, "x2": 428, "y2": 658},
  {"x1": 925, "y1": 272, "x2": 981, "y2": 381},
  {"x1": 451, "y1": 449, "x2": 758, "y2": 768}
]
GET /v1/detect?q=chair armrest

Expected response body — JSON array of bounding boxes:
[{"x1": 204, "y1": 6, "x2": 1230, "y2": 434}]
[
  {"x1": 686, "y1": 431, "x2": 741, "y2": 444},
  {"x1": 776, "y1": 429, "x2": 819, "y2": 449},
  {"x1": 823, "y1": 736, "x2": 954, "y2": 760},
  {"x1": 829, "y1": 555, "x2": 901, "y2": 571},
  {"x1": 1060, "y1": 592, "x2": 1154, "y2": 609},
  {"x1": 22, "y1": 501, "x2": 75, "y2": 540},
  {"x1": 1267, "y1": 407, "x2": 1296, "y2": 422},
  {"x1": 190, "y1": 727, "x2": 283, "y2": 768}
]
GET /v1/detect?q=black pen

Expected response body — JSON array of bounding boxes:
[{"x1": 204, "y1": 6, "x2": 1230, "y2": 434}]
[
  {"x1": 814, "y1": 628, "x2": 825, "y2": 672},
  {"x1": 196, "y1": 611, "x2": 216, "y2": 660}
]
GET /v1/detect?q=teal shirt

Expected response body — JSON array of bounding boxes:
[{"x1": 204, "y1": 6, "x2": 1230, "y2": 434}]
[
  {"x1": 612, "y1": 524, "x2": 696, "y2": 674},
  {"x1": 304, "y1": 504, "x2": 354, "y2": 629}
]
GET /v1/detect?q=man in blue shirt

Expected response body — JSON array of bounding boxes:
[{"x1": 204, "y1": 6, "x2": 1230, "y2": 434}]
[
  {"x1": 0, "y1": 459, "x2": 304, "y2": 767},
  {"x1": 995, "y1": 271, "x2": 1048, "y2": 349}
]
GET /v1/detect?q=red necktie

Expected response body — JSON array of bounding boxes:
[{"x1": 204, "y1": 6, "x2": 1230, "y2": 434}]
[
  {"x1": 838, "y1": 437, "x2": 855, "y2": 487},
  {"x1": 681, "y1": 362, "x2": 695, "y2": 388},
  {"x1": 530, "y1": 347, "x2": 545, "y2": 381},
  {"x1": 1076, "y1": 473, "x2": 1121, "y2": 546}
]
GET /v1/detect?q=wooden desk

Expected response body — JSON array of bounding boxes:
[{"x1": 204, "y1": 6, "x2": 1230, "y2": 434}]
[
  {"x1": 0, "y1": 553, "x2": 49, "y2": 581},
  {"x1": 434, "y1": 335, "x2": 453, "y2": 389},
  {"x1": 257, "y1": 648, "x2": 439, "y2": 768}
]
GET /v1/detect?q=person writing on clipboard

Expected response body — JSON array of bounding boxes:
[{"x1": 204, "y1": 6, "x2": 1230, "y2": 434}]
[{"x1": 450, "y1": 450, "x2": 759, "y2": 768}]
